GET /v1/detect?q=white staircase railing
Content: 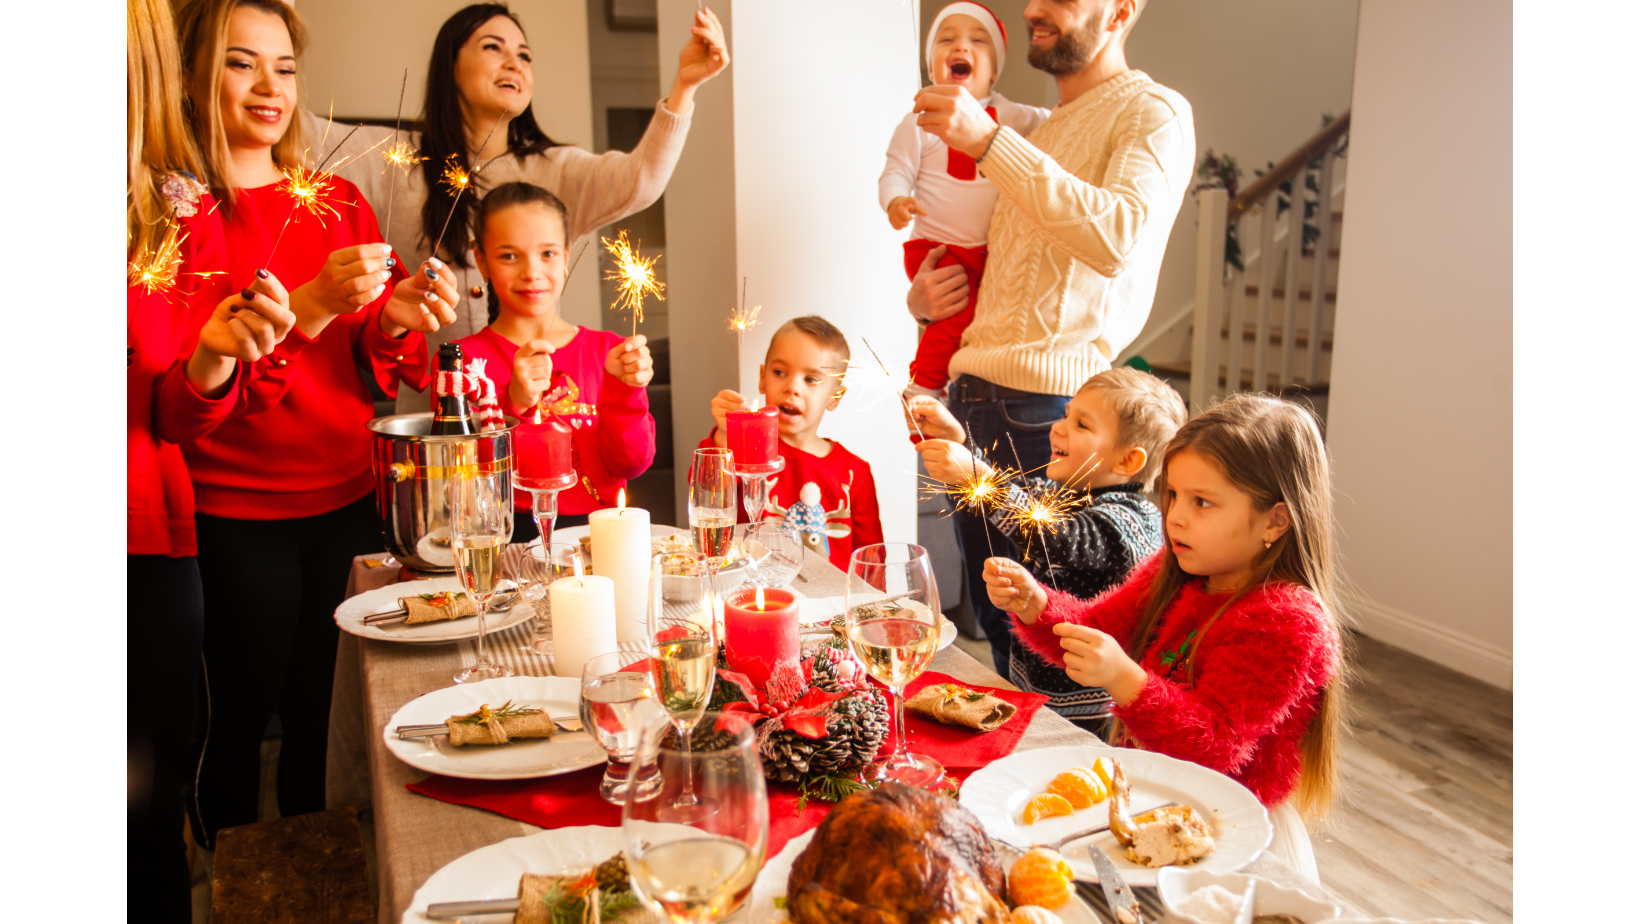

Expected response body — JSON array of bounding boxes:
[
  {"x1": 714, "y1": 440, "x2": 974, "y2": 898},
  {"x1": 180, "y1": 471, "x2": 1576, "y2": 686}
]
[{"x1": 1189, "y1": 112, "x2": 1350, "y2": 415}]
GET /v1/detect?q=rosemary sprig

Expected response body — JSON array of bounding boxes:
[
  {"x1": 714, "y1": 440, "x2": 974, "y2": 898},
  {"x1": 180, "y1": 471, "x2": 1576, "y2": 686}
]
[
  {"x1": 451, "y1": 700, "x2": 543, "y2": 725},
  {"x1": 794, "y1": 773, "x2": 873, "y2": 813},
  {"x1": 538, "y1": 877, "x2": 642, "y2": 924}
]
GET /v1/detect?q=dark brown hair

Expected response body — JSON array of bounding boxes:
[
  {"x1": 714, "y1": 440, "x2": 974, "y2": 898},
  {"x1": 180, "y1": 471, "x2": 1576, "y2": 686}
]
[
  {"x1": 419, "y1": 4, "x2": 563, "y2": 267},
  {"x1": 1078, "y1": 367, "x2": 1188, "y2": 490},
  {"x1": 1126, "y1": 393, "x2": 1345, "y2": 818},
  {"x1": 472, "y1": 181, "x2": 569, "y2": 325}
]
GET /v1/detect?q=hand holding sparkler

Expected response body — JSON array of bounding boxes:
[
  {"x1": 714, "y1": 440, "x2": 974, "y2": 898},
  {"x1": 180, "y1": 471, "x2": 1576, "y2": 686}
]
[
  {"x1": 982, "y1": 557, "x2": 1047, "y2": 623},
  {"x1": 509, "y1": 340, "x2": 557, "y2": 413},
  {"x1": 917, "y1": 439, "x2": 989, "y2": 485},
  {"x1": 380, "y1": 258, "x2": 461, "y2": 336},
  {"x1": 1049, "y1": 622, "x2": 1147, "y2": 700},
  {"x1": 185, "y1": 272, "x2": 296, "y2": 398},
  {"x1": 604, "y1": 333, "x2": 654, "y2": 389},
  {"x1": 904, "y1": 394, "x2": 965, "y2": 442},
  {"x1": 292, "y1": 243, "x2": 397, "y2": 323}
]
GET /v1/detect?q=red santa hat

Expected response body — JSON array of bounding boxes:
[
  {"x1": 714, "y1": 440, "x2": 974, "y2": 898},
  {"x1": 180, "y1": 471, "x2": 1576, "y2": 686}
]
[{"x1": 925, "y1": 2, "x2": 1009, "y2": 79}]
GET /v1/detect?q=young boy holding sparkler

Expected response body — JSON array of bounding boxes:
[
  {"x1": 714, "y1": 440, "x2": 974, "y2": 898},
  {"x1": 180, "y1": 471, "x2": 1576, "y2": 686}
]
[
  {"x1": 910, "y1": 368, "x2": 1186, "y2": 733},
  {"x1": 702, "y1": 316, "x2": 883, "y2": 573},
  {"x1": 880, "y1": 2, "x2": 1050, "y2": 398},
  {"x1": 452, "y1": 182, "x2": 656, "y2": 539}
]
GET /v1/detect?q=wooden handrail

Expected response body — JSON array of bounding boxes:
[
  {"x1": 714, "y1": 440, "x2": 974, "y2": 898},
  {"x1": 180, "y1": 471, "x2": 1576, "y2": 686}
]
[{"x1": 1228, "y1": 110, "x2": 1350, "y2": 216}]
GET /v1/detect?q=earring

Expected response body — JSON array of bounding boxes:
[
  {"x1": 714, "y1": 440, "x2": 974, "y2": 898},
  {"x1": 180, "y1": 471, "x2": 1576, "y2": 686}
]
[{"x1": 1264, "y1": 540, "x2": 1272, "y2": 549}]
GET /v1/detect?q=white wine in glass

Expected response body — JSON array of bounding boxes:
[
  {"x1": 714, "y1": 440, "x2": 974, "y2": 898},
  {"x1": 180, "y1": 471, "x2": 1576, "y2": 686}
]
[
  {"x1": 848, "y1": 616, "x2": 939, "y2": 687},
  {"x1": 688, "y1": 447, "x2": 737, "y2": 564},
  {"x1": 449, "y1": 470, "x2": 514, "y2": 684},
  {"x1": 845, "y1": 543, "x2": 942, "y2": 788}
]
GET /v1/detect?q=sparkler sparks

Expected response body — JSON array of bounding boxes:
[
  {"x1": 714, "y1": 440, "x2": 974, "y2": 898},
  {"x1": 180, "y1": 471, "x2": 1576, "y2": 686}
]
[
  {"x1": 998, "y1": 480, "x2": 1088, "y2": 579},
  {"x1": 276, "y1": 164, "x2": 343, "y2": 224},
  {"x1": 602, "y1": 230, "x2": 664, "y2": 338},
  {"x1": 430, "y1": 107, "x2": 509, "y2": 258},
  {"x1": 439, "y1": 154, "x2": 472, "y2": 193},
  {"x1": 383, "y1": 141, "x2": 423, "y2": 174},
  {"x1": 129, "y1": 221, "x2": 186, "y2": 295},
  {"x1": 729, "y1": 278, "x2": 761, "y2": 351}
]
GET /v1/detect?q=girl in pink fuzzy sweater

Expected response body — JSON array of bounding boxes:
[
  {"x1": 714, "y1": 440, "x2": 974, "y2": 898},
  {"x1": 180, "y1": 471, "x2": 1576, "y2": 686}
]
[{"x1": 984, "y1": 393, "x2": 1343, "y2": 884}]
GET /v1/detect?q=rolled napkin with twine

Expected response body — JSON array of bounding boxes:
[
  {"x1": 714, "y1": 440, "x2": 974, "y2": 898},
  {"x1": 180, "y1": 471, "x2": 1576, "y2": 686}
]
[
  {"x1": 905, "y1": 682, "x2": 1018, "y2": 732},
  {"x1": 446, "y1": 702, "x2": 556, "y2": 746},
  {"x1": 403, "y1": 591, "x2": 478, "y2": 624}
]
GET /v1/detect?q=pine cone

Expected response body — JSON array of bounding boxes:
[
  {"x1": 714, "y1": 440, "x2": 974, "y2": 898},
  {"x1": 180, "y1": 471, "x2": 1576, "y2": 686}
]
[
  {"x1": 808, "y1": 720, "x2": 858, "y2": 775},
  {"x1": 594, "y1": 853, "x2": 630, "y2": 894},
  {"x1": 762, "y1": 728, "x2": 816, "y2": 782}
]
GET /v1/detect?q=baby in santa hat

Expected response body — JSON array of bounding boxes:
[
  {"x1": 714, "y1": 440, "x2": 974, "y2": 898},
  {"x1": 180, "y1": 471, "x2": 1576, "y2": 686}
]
[{"x1": 880, "y1": 2, "x2": 1051, "y2": 399}]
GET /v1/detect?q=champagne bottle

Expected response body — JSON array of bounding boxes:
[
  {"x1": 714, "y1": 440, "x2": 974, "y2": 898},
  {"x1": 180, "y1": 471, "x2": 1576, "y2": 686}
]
[{"x1": 431, "y1": 342, "x2": 477, "y2": 435}]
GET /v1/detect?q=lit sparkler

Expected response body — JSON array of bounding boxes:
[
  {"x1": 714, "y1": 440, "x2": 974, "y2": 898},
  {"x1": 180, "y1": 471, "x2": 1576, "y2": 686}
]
[
  {"x1": 728, "y1": 277, "x2": 761, "y2": 352},
  {"x1": 439, "y1": 154, "x2": 472, "y2": 193},
  {"x1": 430, "y1": 107, "x2": 510, "y2": 258},
  {"x1": 129, "y1": 220, "x2": 187, "y2": 296},
  {"x1": 262, "y1": 123, "x2": 364, "y2": 267},
  {"x1": 602, "y1": 229, "x2": 664, "y2": 339},
  {"x1": 381, "y1": 69, "x2": 423, "y2": 249},
  {"x1": 861, "y1": 338, "x2": 924, "y2": 441},
  {"x1": 999, "y1": 479, "x2": 1088, "y2": 587}
]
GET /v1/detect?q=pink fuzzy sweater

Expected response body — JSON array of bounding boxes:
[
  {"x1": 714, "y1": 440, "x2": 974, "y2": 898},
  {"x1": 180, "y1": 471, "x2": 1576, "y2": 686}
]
[{"x1": 1011, "y1": 552, "x2": 1337, "y2": 806}]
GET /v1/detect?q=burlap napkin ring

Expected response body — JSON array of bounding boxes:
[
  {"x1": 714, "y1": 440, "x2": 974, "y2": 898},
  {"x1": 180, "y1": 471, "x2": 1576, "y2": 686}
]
[
  {"x1": 905, "y1": 683, "x2": 1017, "y2": 732},
  {"x1": 446, "y1": 702, "x2": 555, "y2": 746},
  {"x1": 402, "y1": 591, "x2": 477, "y2": 624}
]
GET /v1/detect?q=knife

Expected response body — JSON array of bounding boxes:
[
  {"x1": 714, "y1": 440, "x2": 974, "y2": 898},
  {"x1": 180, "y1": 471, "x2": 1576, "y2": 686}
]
[
  {"x1": 424, "y1": 897, "x2": 520, "y2": 919},
  {"x1": 1086, "y1": 844, "x2": 1143, "y2": 924},
  {"x1": 396, "y1": 715, "x2": 583, "y2": 738}
]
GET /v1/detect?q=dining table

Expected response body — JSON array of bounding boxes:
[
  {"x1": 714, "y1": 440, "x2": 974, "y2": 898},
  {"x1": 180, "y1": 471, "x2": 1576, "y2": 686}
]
[{"x1": 326, "y1": 543, "x2": 1353, "y2": 924}]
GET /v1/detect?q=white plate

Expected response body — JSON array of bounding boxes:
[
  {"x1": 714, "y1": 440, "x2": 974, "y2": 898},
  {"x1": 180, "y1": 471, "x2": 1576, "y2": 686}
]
[
  {"x1": 382, "y1": 676, "x2": 604, "y2": 781},
  {"x1": 401, "y1": 825, "x2": 624, "y2": 924},
  {"x1": 334, "y1": 576, "x2": 534, "y2": 645},
  {"x1": 960, "y1": 745, "x2": 1272, "y2": 888},
  {"x1": 746, "y1": 831, "x2": 1101, "y2": 923}
]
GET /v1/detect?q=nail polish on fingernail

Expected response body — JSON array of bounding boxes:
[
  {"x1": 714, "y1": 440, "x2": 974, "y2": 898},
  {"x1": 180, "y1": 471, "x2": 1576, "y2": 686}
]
[
  {"x1": 424, "y1": 289, "x2": 438, "y2": 301},
  {"x1": 424, "y1": 268, "x2": 438, "y2": 281},
  {"x1": 255, "y1": 268, "x2": 269, "y2": 279},
  {"x1": 241, "y1": 289, "x2": 255, "y2": 300},
  {"x1": 385, "y1": 257, "x2": 396, "y2": 269},
  {"x1": 230, "y1": 304, "x2": 242, "y2": 313}
]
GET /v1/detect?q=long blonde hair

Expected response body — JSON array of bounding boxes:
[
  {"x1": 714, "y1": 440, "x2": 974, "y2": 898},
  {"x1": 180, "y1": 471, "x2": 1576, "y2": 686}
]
[
  {"x1": 175, "y1": 0, "x2": 310, "y2": 208},
  {"x1": 128, "y1": 0, "x2": 204, "y2": 259},
  {"x1": 1127, "y1": 394, "x2": 1346, "y2": 818}
]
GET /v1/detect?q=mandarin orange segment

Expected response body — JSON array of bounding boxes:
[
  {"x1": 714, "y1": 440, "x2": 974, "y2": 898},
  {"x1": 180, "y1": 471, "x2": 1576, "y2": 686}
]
[
  {"x1": 1007, "y1": 847, "x2": 1074, "y2": 909},
  {"x1": 1089, "y1": 756, "x2": 1116, "y2": 792},
  {"x1": 1047, "y1": 768, "x2": 1107, "y2": 808},
  {"x1": 1021, "y1": 792, "x2": 1075, "y2": 825},
  {"x1": 1011, "y1": 906, "x2": 1063, "y2": 924}
]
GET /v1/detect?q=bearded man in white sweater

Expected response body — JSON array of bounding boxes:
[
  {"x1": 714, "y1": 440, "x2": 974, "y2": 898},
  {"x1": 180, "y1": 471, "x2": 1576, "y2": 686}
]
[{"x1": 909, "y1": 0, "x2": 1193, "y2": 674}]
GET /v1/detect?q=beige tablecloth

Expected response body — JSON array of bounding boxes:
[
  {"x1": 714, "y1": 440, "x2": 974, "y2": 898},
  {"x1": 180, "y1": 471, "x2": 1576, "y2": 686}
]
[{"x1": 327, "y1": 547, "x2": 1348, "y2": 924}]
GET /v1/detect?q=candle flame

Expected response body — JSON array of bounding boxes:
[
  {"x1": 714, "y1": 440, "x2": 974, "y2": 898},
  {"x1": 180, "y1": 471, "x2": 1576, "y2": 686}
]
[
  {"x1": 755, "y1": 586, "x2": 765, "y2": 609},
  {"x1": 573, "y1": 555, "x2": 584, "y2": 577},
  {"x1": 617, "y1": 488, "x2": 626, "y2": 513}
]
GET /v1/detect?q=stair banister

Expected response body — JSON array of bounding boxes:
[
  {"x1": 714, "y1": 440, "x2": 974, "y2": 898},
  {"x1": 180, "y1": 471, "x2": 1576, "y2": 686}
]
[{"x1": 1189, "y1": 188, "x2": 1229, "y2": 415}]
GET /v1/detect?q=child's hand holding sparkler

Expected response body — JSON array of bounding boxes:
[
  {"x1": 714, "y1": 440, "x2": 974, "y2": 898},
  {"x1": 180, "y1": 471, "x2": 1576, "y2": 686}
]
[
  {"x1": 605, "y1": 334, "x2": 654, "y2": 389},
  {"x1": 708, "y1": 389, "x2": 750, "y2": 448},
  {"x1": 905, "y1": 394, "x2": 965, "y2": 442},
  {"x1": 380, "y1": 258, "x2": 460, "y2": 337},
  {"x1": 509, "y1": 340, "x2": 556, "y2": 413},
  {"x1": 918, "y1": 439, "x2": 989, "y2": 485},
  {"x1": 983, "y1": 557, "x2": 1048, "y2": 624},
  {"x1": 185, "y1": 271, "x2": 296, "y2": 398}
]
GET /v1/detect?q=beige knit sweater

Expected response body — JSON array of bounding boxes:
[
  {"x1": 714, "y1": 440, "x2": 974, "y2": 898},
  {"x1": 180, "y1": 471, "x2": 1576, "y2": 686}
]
[
  {"x1": 951, "y1": 70, "x2": 1194, "y2": 397},
  {"x1": 301, "y1": 101, "x2": 692, "y2": 413}
]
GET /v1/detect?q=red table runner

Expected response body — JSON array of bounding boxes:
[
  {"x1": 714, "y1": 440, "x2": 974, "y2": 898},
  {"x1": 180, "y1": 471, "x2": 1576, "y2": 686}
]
[{"x1": 407, "y1": 672, "x2": 1047, "y2": 856}]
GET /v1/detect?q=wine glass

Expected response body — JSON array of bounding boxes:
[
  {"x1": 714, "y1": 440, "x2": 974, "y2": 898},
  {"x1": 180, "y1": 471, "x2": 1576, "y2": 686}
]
[
  {"x1": 844, "y1": 543, "x2": 942, "y2": 787},
  {"x1": 510, "y1": 542, "x2": 581, "y2": 656},
  {"x1": 646, "y1": 547, "x2": 718, "y2": 822},
  {"x1": 744, "y1": 521, "x2": 802, "y2": 589},
  {"x1": 449, "y1": 469, "x2": 514, "y2": 684},
  {"x1": 581, "y1": 650, "x2": 665, "y2": 803},
  {"x1": 688, "y1": 448, "x2": 737, "y2": 563},
  {"x1": 622, "y1": 712, "x2": 768, "y2": 923}
]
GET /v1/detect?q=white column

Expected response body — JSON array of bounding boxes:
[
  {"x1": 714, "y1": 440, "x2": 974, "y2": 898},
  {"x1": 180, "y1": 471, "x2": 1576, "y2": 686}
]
[{"x1": 659, "y1": 0, "x2": 921, "y2": 543}]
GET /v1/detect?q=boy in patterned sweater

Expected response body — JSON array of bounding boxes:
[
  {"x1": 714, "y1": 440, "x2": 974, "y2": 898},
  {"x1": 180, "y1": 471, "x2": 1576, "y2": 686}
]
[{"x1": 910, "y1": 367, "x2": 1186, "y2": 734}]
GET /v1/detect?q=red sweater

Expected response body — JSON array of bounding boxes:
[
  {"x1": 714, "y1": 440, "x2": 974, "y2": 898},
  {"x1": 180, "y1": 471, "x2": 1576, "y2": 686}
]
[
  {"x1": 453, "y1": 326, "x2": 655, "y2": 515},
  {"x1": 180, "y1": 179, "x2": 428, "y2": 520},
  {"x1": 1011, "y1": 553, "x2": 1338, "y2": 807},
  {"x1": 695, "y1": 430, "x2": 884, "y2": 573},
  {"x1": 128, "y1": 181, "x2": 238, "y2": 556}
]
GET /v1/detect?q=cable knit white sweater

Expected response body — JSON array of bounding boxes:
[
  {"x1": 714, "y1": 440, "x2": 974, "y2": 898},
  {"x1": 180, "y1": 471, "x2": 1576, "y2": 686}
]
[{"x1": 951, "y1": 70, "x2": 1194, "y2": 397}]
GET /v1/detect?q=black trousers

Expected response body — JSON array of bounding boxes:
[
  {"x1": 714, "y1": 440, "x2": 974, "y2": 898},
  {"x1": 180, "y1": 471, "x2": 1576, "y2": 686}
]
[
  {"x1": 128, "y1": 553, "x2": 205, "y2": 922},
  {"x1": 508, "y1": 511, "x2": 589, "y2": 545},
  {"x1": 189, "y1": 494, "x2": 380, "y2": 847}
]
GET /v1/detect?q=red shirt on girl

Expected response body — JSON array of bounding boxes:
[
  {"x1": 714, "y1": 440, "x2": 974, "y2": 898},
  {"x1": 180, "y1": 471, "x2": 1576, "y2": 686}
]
[
  {"x1": 180, "y1": 178, "x2": 428, "y2": 519},
  {"x1": 454, "y1": 325, "x2": 655, "y2": 515},
  {"x1": 1011, "y1": 552, "x2": 1338, "y2": 807},
  {"x1": 128, "y1": 178, "x2": 238, "y2": 556}
]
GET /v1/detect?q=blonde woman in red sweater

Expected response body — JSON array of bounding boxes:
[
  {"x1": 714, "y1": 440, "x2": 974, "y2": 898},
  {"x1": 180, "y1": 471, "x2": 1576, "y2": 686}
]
[
  {"x1": 173, "y1": 0, "x2": 459, "y2": 851},
  {"x1": 985, "y1": 393, "x2": 1343, "y2": 885}
]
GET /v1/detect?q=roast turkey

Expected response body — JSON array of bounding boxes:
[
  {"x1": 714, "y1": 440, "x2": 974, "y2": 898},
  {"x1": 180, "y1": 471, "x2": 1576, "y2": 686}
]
[{"x1": 786, "y1": 782, "x2": 1010, "y2": 924}]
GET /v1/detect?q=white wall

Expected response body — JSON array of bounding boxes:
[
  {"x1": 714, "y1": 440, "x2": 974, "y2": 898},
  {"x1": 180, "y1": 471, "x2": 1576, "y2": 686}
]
[
  {"x1": 1325, "y1": 0, "x2": 1511, "y2": 688},
  {"x1": 299, "y1": 0, "x2": 602, "y2": 328},
  {"x1": 1119, "y1": 0, "x2": 1361, "y2": 365},
  {"x1": 660, "y1": 0, "x2": 920, "y2": 543}
]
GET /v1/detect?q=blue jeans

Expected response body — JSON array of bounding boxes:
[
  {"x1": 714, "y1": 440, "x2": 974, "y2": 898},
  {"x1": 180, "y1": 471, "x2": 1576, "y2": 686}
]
[{"x1": 948, "y1": 378, "x2": 1069, "y2": 675}]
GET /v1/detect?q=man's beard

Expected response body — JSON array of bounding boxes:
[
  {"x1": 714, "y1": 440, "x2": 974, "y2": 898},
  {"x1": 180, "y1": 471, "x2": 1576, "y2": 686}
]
[{"x1": 1026, "y1": 16, "x2": 1103, "y2": 75}]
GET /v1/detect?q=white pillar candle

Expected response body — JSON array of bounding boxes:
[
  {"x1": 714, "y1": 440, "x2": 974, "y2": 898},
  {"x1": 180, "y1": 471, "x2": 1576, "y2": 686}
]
[
  {"x1": 548, "y1": 574, "x2": 616, "y2": 678},
  {"x1": 589, "y1": 491, "x2": 651, "y2": 644}
]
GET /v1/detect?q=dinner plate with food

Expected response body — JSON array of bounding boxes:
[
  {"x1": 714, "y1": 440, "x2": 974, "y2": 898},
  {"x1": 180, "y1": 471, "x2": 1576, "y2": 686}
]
[
  {"x1": 334, "y1": 576, "x2": 535, "y2": 645},
  {"x1": 383, "y1": 676, "x2": 603, "y2": 781},
  {"x1": 960, "y1": 746, "x2": 1273, "y2": 888},
  {"x1": 401, "y1": 825, "x2": 647, "y2": 923}
]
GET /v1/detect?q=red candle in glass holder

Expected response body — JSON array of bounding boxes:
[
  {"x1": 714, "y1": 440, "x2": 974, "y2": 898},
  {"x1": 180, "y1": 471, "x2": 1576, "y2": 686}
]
[
  {"x1": 726, "y1": 405, "x2": 780, "y2": 465},
  {"x1": 723, "y1": 586, "x2": 799, "y2": 690},
  {"x1": 515, "y1": 416, "x2": 574, "y2": 481}
]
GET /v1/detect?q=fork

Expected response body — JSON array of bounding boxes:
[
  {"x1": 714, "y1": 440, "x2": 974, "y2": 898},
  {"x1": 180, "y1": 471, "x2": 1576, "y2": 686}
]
[{"x1": 1035, "y1": 802, "x2": 1181, "y2": 850}]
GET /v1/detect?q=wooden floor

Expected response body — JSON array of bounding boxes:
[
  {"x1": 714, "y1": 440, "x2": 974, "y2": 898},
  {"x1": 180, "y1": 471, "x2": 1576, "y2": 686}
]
[{"x1": 959, "y1": 631, "x2": 1513, "y2": 922}]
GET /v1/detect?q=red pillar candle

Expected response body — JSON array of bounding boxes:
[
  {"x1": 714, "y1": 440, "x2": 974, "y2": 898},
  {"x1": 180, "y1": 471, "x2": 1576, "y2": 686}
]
[
  {"x1": 515, "y1": 416, "x2": 575, "y2": 482},
  {"x1": 726, "y1": 406, "x2": 780, "y2": 465},
  {"x1": 723, "y1": 586, "x2": 799, "y2": 690}
]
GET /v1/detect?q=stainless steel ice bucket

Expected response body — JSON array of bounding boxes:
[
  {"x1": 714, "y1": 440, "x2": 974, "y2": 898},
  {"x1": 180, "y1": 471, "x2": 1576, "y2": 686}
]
[{"x1": 367, "y1": 413, "x2": 516, "y2": 574}]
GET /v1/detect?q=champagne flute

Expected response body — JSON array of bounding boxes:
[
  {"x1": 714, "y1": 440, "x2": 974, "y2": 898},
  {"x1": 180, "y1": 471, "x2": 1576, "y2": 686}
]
[
  {"x1": 688, "y1": 447, "x2": 737, "y2": 562},
  {"x1": 623, "y1": 712, "x2": 768, "y2": 923},
  {"x1": 647, "y1": 547, "x2": 718, "y2": 822},
  {"x1": 845, "y1": 543, "x2": 942, "y2": 787},
  {"x1": 510, "y1": 542, "x2": 581, "y2": 655},
  {"x1": 449, "y1": 469, "x2": 514, "y2": 684},
  {"x1": 581, "y1": 650, "x2": 665, "y2": 803}
]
